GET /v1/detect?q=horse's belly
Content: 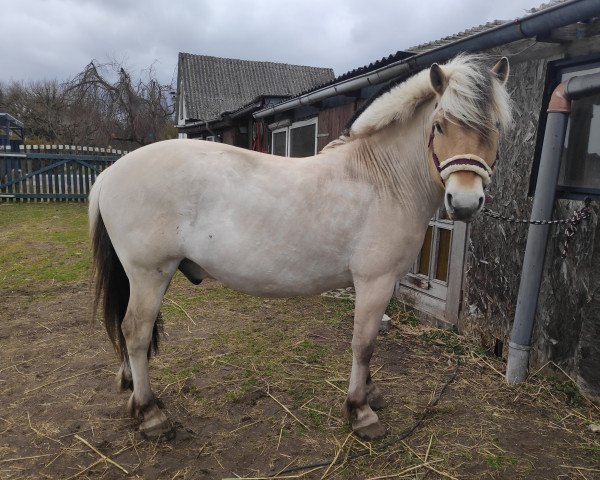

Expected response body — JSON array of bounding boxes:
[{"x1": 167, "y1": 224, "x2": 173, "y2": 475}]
[
  {"x1": 215, "y1": 269, "x2": 353, "y2": 297},
  {"x1": 184, "y1": 240, "x2": 353, "y2": 297}
]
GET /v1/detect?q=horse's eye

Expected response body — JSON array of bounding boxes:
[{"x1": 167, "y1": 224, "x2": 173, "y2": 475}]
[{"x1": 434, "y1": 122, "x2": 443, "y2": 134}]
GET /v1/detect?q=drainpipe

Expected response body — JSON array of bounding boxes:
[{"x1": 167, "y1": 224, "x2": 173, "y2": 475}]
[{"x1": 506, "y1": 71, "x2": 600, "y2": 384}]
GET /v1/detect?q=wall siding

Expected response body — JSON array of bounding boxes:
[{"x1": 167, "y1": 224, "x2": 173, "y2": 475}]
[
  {"x1": 317, "y1": 102, "x2": 356, "y2": 151},
  {"x1": 459, "y1": 52, "x2": 600, "y2": 400}
]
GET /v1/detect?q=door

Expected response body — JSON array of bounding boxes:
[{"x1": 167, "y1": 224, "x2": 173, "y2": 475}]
[{"x1": 396, "y1": 208, "x2": 468, "y2": 327}]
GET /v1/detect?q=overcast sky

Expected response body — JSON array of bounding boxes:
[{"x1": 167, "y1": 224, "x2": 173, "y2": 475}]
[{"x1": 2, "y1": 0, "x2": 547, "y2": 86}]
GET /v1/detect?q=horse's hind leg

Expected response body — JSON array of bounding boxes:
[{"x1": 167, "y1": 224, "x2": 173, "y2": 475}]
[
  {"x1": 344, "y1": 276, "x2": 395, "y2": 440},
  {"x1": 121, "y1": 264, "x2": 175, "y2": 439}
]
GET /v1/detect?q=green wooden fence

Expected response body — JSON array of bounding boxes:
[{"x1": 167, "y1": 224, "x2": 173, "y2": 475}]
[{"x1": 0, "y1": 145, "x2": 126, "y2": 202}]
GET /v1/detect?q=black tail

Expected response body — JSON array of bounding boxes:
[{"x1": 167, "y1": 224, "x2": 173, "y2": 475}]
[{"x1": 91, "y1": 213, "x2": 160, "y2": 360}]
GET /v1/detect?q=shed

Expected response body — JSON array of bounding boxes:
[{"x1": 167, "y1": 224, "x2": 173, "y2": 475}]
[
  {"x1": 175, "y1": 53, "x2": 334, "y2": 149},
  {"x1": 249, "y1": 0, "x2": 600, "y2": 400}
]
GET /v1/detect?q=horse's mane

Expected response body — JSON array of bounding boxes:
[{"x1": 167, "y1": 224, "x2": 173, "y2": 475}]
[{"x1": 322, "y1": 54, "x2": 512, "y2": 151}]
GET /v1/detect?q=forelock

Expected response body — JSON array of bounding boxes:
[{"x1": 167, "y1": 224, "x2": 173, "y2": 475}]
[{"x1": 437, "y1": 54, "x2": 512, "y2": 138}]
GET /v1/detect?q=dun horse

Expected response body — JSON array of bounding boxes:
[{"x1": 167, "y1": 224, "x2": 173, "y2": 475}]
[{"x1": 90, "y1": 54, "x2": 511, "y2": 440}]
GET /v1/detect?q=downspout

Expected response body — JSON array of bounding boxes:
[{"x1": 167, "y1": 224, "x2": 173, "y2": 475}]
[{"x1": 506, "y1": 71, "x2": 600, "y2": 384}]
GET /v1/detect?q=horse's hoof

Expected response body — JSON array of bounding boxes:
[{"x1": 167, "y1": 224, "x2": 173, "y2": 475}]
[
  {"x1": 139, "y1": 418, "x2": 176, "y2": 441},
  {"x1": 354, "y1": 421, "x2": 386, "y2": 440}
]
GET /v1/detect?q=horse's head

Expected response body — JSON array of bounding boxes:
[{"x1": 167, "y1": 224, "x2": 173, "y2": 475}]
[{"x1": 427, "y1": 56, "x2": 511, "y2": 221}]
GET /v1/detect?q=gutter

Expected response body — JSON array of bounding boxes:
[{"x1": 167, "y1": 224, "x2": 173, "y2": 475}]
[
  {"x1": 253, "y1": 0, "x2": 600, "y2": 119},
  {"x1": 506, "y1": 70, "x2": 600, "y2": 384}
]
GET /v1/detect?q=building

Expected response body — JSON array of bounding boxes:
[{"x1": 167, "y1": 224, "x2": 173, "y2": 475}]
[
  {"x1": 175, "y1": 53, "x2": 334, "y2": 150},
  {"x1": 247, "y1": 1, "x2": 600, "y2": 399}
]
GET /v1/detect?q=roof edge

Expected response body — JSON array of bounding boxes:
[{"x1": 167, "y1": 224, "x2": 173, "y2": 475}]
[{"x1": 254, "y1": 0, "x2": 600, "y2": 119}]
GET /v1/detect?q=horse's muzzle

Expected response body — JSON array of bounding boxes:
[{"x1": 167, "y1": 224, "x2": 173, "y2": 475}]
[{"x1": 445, "y1": 191, "x2": 485, "y2": 221}]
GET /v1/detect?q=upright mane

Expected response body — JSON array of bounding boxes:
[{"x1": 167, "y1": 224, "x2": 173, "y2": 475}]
[{"x1": 323, "y1": 54, "x2": 512, "y2": 151}]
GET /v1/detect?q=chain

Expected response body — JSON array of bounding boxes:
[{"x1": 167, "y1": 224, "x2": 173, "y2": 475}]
[{"x1": 482, "y1": 198, "x2": 592, "y2": 258}]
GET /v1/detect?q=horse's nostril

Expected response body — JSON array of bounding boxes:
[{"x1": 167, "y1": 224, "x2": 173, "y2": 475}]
[
  {"x1": 478, "y1": 196, "x2": 484, "y2": 209},
  {"x1": 446, "y1": 193, "x2": 453, "y2": 207}
]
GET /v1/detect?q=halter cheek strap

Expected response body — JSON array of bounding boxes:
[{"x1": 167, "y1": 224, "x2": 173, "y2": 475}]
[{"x1": 428, "y1": 126, "x2": 496, "y2": 187}]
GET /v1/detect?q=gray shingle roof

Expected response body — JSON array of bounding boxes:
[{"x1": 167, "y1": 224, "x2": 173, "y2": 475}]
[
  {"x1": 178, "y1": 53, "x2": 334, "y2": 122},
  {"x1": 407, "y1": 1, "x2": 566, "y2": 54}
]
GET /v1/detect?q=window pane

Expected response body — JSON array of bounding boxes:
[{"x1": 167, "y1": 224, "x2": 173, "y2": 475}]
[
  {"x1": 418, "y1": 226, "x2": 433, "y2": 276},
  {"x1": 289, "y1": 124, "x2": 316, "y2": 157},
  {"x1": 559, "y1": 92, "x2": 600, "y2": 190},
  {"x1": 435, "y1": 228, "x2": 452, "y2": 282},
  {"x1": 272, "y1": 131, "x2": 287, "y2": 156}
]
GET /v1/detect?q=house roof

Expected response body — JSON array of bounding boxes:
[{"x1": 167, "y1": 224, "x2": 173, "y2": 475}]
[{"x1": 178, "y1": 53, "x2": 334, "y2": 122}]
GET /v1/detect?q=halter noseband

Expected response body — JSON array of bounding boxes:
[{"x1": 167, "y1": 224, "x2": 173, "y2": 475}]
[{"x1": 428, "y1": 125, "x2": 496, "y2": 187}]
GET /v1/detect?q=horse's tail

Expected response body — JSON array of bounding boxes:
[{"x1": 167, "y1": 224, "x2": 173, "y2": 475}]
[
  {"x1": 89, "y1": 172, "x2": 130, "y2": 361},
  {"x1": 89, "y1": 172, "x2": 161, "y2": 362}
]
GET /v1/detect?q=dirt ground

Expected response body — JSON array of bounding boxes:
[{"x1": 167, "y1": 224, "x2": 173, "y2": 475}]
[
  {"x1": 1, "y1": 204, "x2": 600, "y2": 479},
  {"x1": 2, "y1": 278, "x2": 599, "y2": 480}
]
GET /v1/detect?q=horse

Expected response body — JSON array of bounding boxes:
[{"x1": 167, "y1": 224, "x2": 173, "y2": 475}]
[{"x1": 89, "y1": 54, "x2": 511, "y2": 440}]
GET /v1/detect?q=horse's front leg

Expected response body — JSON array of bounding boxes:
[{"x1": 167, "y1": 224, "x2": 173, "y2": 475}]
[{"x1": 344, "y1": 276, "x2": 395, "y2": 440}]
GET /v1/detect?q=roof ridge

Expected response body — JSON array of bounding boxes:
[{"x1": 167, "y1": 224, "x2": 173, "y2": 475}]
[{"x1": 178, "y1": 52, "x2": 333, "y2": 72}]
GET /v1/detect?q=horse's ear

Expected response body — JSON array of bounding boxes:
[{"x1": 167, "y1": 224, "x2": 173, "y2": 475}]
[
  {"x1": 492, "y1": 57, "x2": 510, "y2": 85},
  {"x1": 429, "y1": 63, "x2": 447, "y2": 95}
]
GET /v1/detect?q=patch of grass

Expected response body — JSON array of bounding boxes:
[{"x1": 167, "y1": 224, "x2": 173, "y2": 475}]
[
  {"x1": 385, "y1": 297, "x2": 402, "y2": 317},
  {"x1": 0, "y1": 203, "x2": 90, "y2": 288},
  {"x1": 225, "y1": 387, "x2": 247, "y2": 403},
  {"x1": 486, "y1": 453, "x2": 517, "y2": 470},
  {"x1": 420, "y1": 329, "x2": 465, "y2": 355},
  {"x1": 398, "y1": 312, "x2": 420, "y2": 327},
  {"x1": 553, "y1": 381, "x2": 584, "y2": 406},
  {"x1": 292, "y1": 340, "x2": 327, "y2": 364}
]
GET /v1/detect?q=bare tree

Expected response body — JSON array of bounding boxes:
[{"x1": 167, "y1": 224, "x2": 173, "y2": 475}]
[
  {"x1": 65, "y1": 61, "x2": 174, "y2": 148},
  {"x1": 0, "y1": 61, "x2": 175, "y2": 149}
]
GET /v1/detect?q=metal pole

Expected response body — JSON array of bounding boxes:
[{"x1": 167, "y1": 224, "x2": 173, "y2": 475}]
[{"x1": 506, "y1": 86, "x2": 570, "y2": 384}]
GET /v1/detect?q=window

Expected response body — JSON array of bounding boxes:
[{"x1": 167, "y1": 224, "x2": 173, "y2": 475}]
[
  {"x1": 532, "y1": 57, "x2": 600, "y2": 199},
  {"x1": 272, "y1": 130, "x2": 287, "y2": 156},
  {"x1": 290, "y1": 122, "x2": 316, "y2": 157},
  {"x1": 403, "y1": 209, "x2": 454, "y2": 301},
  {"x1": 557, "y1": 62, "x2": 600, "y2": 198},
  {"x1": 559, "y1": 90, "x2": 600, "y2": 194},
  {"x1": 271, "y1": 119, "x2": 317, "y2": 157},
  {"x1": 396, "y1": 208, "x2": 468, "y2": 327}
]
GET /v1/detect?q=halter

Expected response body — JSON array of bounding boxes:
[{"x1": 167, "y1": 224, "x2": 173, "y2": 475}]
[{"x1": 428, "y1": 125, "x2": 496, "y2": 187}]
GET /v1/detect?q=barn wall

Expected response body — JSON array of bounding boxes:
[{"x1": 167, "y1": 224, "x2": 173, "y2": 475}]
[
  {"x1": 317, "y1": 102, "x2": 356, "y2": 151},
  {"x1": 459, "y1": 44, "x2": 600, "y2": 400},
  {"x1": 222, "y1": 128, "x2": 235, "y2": 145}
]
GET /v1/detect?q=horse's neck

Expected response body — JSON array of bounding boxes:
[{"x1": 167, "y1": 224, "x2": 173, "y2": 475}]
[{"x1": 339, "y1": 111, "x2": 442, "y2": 217}]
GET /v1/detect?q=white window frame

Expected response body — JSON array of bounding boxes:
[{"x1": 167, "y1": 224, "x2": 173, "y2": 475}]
[
  {"x1": 271, "y1": 118, "x2": 318, "y2": 157},
  {"x1": 272, "y1": 127, "x2": 288, "y2": 156}
]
